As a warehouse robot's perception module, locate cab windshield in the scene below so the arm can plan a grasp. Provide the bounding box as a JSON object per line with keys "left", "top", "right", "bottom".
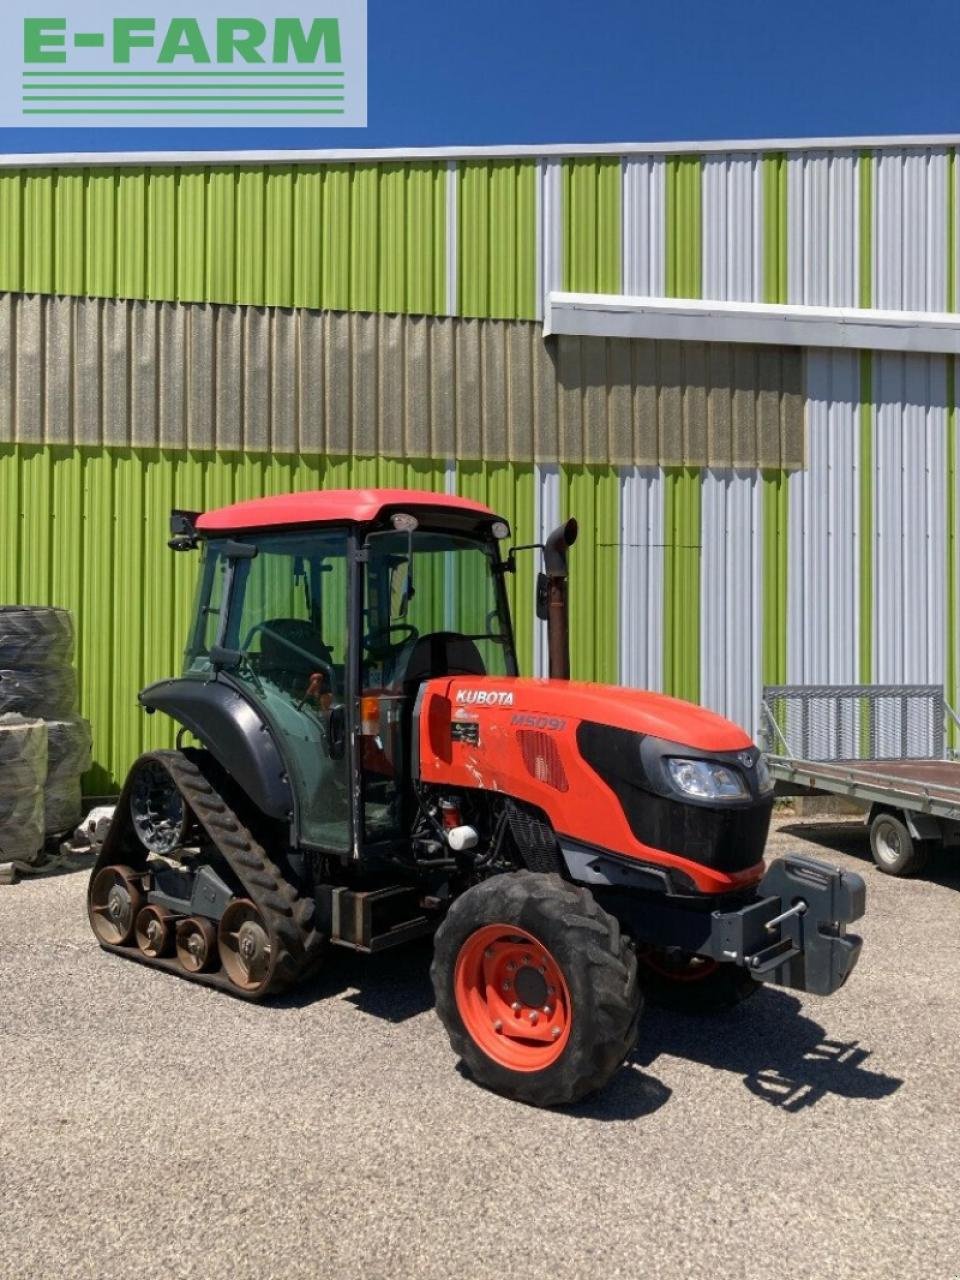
{"left": 361, "top": 529, "right": 516, "bottom": 690}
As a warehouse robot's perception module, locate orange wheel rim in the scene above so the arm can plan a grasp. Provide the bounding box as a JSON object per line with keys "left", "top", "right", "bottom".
{"left": 454, "top": 924, "right": 572, "bottom": 1072}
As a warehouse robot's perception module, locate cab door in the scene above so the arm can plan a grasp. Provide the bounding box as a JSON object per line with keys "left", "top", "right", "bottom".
{"left": 219, "top": 530, "right": 353, "bottom": 853}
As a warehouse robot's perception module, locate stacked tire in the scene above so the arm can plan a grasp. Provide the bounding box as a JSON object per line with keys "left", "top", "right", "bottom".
{"left": 0, "top": 714, "right": 47, "bottom": 866}
{"left": 0, "top": 608, "right": 92, "bottom": 863}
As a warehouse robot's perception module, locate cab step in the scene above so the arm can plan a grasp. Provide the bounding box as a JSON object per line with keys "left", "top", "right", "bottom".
{"left": 317, "top": 884, "right": 436, "bottom": 953}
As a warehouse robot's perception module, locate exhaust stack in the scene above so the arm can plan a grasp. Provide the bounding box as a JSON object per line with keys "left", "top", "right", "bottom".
{"left": 540, "top": 518, "right": 578, "bottom": 680}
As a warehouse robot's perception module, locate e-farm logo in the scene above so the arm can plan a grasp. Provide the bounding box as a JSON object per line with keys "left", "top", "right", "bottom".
{"left": 5, "top": 2, "right": 366, "bottom": 127}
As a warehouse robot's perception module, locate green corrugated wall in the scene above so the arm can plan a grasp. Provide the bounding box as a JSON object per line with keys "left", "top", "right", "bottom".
{"left": 0, "top": 163, "right": 450, "bottom": 314}
{"left": 458, "top": 160, "right": 537, "bottom": 320}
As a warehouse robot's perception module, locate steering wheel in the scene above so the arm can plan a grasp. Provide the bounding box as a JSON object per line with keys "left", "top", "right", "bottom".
{"left": 363, "top": 622, "right": 418, "bottom": 661}
{"left": 240, "top": 622, "right": 336, "bottom": 688}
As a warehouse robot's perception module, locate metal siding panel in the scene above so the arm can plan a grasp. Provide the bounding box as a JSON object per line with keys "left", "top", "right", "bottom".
{"left": 874, "top": 149, "right": 950, "bottom": 311}
{"left": 0, "top": 174, "right": 23, "bottom": 293}
{"left": 116, "top": 170, "right": 148, "bottom": 301}
{"left": 662, "top": 467, "right": 701, "bottom": 703}
{"left": 700, "top": 469, "right": 761, "bottom": 733}
{"left": 23, "top": 171, "right": 55, "bottom": 296}
{"left": 563, "top": 159, "right": 622, "bottom": 295}
{"left": 54, "top": 172, "right": 87, "bottom": 298}
{"left": 291, "top": 168, "right": 323, "bottom": 311}
{"left": 146, "top": 169, "right": 177, "bottom": 302}
{"left": 666, "top": 156, "right": 702, "bottom": 300}
{"left": 622, "top": 156, "right": 666, "bottom": 296}
{"left": 702, "top": 153, "right": 762, "bottom": 303}
{"left": 458, "top": 161, "right": 537, "bottom": 321}
{"left": 618, "top": 466, "right": 664, "bottom": 692}
{"left": 204, "top": 169, "right": 237, "bottom": 304}
{"left": 787, "top": 150, "right": 858, "bottom": 306}
{"left": 264, "top": 168, "right": 296, "bottom": 310}
{"left": 787, "top": 352, "right": 860, "bottom": 695}
{"left": 319, "top": 166, "right": 352, "bottom": 312}
{"left": 537, "top": 160, "right": 564, "bottom": 323}
{"left": 235, "top": 167, "right": 266, "bottom": 307}
{"left": 560, "top": 465, "right": 619, "bottom": 683}
{"left": 176, "top": 169, "right": 208, "bottom": 305}
{"left": 445, "top": 162, "right": 458, "bottom": 316}
{"left": 873, "top": 354, "right": 948, "bottom": 695}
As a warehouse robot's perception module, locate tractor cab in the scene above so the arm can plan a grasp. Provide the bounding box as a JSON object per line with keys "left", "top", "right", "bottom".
{"left": 151, "top": 490, "right": 518, "bottom": 858}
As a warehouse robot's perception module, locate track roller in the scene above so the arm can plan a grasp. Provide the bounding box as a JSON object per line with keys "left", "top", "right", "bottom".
{"left": 218, "top": 898, "right": 272, "bottom": 994}
{"left": 135, "top": 904, "right": 175, "bottom": 959}
{"left": 88, "top": 866, "right": 145, "bottom": 947}
{"left": 175, "top": 916, "right": 218, "bottom": 973}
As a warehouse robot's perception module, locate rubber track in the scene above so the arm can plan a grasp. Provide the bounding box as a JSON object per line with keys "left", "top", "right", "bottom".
{"left": 89, "top": 748, "right": 323, "bottom": 1000}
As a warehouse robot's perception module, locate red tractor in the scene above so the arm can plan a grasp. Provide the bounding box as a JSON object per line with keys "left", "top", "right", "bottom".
{"left": 88, "top": 489, "right": 865, "bottom": 1107}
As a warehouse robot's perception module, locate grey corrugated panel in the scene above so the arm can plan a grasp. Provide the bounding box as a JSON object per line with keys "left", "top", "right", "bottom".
{"left": 0, "top": 293, "right": 804, "bottom": 467}
{"left": 787, "top": 352, "right": 860, "bottom": 692}
{"left": 618, "top": 466, "right": 663, "bottom": 692}
{"left": 536, "top": 160, "right": 563, "bottom": 322}
{"left": 622, "top": 156, "right": 666, "bottom": 296}
{"left": 699, "top": 469, "right": 762, "bottom": 734}
{"left": 872, "top": 353, "right": 948, "bottom": 753}
{"left": 786, "top": 150, "right": 858, "bottom": 307}
{"left": 873, "top": 149, "right": 949, "bottom": 311}
{"left": 702, "top": 153, "right": 762, "bottom": 303}
{"left": 873, "top": 353, "right": 948, "bottom": 684}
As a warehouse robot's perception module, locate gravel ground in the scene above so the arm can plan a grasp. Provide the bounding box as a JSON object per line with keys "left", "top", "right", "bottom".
{"left": 1, "top": 815, "right": 958, "bottom": 1280}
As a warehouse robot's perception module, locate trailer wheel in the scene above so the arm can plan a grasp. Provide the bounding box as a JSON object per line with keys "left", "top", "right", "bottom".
{"left": 869, "top": 811, "right": 930, "bottom": 877}
{"left": 431, "top": 871, "right": 641, "bottom": 1108}
{"left": 636, "top": 948, "right": 758, "bottom": 1012}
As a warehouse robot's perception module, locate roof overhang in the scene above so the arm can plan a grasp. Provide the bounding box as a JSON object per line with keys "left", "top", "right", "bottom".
{"left": 544, "top": 291, "right": 960, "bottom": 357}
{"left": 1, "top": 133, "right": 959, "bottom": 169}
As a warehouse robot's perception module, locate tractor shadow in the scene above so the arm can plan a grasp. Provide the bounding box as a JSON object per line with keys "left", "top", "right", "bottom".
{"left": 277, "top": 937, "right": 438, "bottom": 1022}
{"left": 630, "top": 989, "right": 904, "bottom": 1113}
{"left": 279, "top": 941, "right": 901, "bottom": 1120}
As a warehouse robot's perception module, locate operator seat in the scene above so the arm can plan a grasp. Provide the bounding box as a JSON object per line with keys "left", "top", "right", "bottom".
{"left": 258, "top": 618, "right": 334, "bottom": 696}
{"left": 399, "top": 631, "right": 486, "bottom": 695}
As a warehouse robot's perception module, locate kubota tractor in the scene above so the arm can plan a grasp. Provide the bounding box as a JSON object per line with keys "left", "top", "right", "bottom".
{"left": 88, "top": 489, "right": 865, "bottom": 1107}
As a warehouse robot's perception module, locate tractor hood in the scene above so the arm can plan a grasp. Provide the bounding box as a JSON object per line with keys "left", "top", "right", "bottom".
{"left": 441, "top": 676, "right": 753, "bottom": 752}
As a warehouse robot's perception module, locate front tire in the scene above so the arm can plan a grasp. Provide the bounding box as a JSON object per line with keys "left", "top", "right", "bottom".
{"left": 431, "top": 872, "right": 641, "bottom": 1107}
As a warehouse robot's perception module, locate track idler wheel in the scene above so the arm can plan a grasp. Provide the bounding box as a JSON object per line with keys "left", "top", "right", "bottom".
{"left": 88, "top": 866, "right": 146, "bottom": 946}
{"left": 135, "top": 904, "right": 175, "bottom": 959}
{"left": 218, "top": 899, "right": 273, "bottom": 994}
{"left": 175, "top": 916, "right": 218, "bottom": 974}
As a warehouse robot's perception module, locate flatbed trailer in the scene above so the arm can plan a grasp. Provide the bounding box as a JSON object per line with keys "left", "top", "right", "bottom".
{"left": 761, "top": 684, "right": 960, "bottom": 876}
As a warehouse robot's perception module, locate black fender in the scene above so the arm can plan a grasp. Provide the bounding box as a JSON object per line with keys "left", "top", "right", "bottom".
{"left": 139, "top": 677, "right": 294, "bottom": 822}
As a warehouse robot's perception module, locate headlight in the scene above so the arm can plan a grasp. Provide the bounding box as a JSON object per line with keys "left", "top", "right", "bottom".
{"left": 755, "top": 754, "right": 774, "bottom": 793}
{"left": 666, "top": 757, "right": 748, "bottom": 800}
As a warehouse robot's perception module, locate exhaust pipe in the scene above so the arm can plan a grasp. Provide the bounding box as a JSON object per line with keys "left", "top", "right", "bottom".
{"left": 540, "top": 518, "right": 578, "bottom": 680}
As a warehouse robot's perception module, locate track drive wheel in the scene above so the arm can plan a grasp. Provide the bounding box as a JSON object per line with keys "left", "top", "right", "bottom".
{"left": 135, "top": 905, "right": 175, "bottom": 959}
{"left": 431, "top": 871, "right": 641, "bottom": 1108}
{"left": 637, "top": 947, "right": 758, "bottom": 1013}
{"left": 218, "top": 899, "right": 273, "bottom": 995}
{"left": 175, "top": 916, "right": 218, "bottom": 974}
{"left": 88, "top": 866, "right": 146, "bottom": 946}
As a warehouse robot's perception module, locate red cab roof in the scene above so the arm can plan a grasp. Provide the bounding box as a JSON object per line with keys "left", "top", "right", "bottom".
{"left": 196, "top": 488, "right": 496, "bottom": 533}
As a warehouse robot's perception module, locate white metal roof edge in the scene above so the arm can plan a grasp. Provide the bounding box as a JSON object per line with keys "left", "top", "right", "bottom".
{"left": 544, "top": 291, "right": 960, "bottom": 356}
{"left": 1, "top": 132, "right": 959, "bottom": 168}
